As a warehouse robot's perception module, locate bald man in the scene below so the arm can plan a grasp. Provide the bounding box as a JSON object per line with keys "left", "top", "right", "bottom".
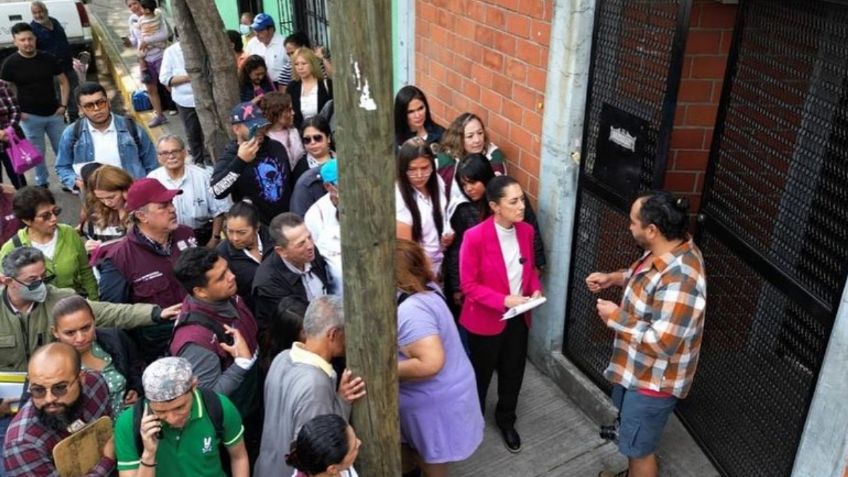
{"left": 3, "top": 343, "right": 115, "bottom": 476}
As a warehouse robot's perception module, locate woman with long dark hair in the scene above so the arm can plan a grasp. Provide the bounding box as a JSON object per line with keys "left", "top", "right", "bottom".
{"left": 393, "top": 86, "right": 444, "bottom": 148}
{"left": 395, "top": 137, "right": 452, "bottom": 277}
{"left": 459, "top": 175, "right": 543, "bottom": 454}
{"left": 239, "top": 54, "right": 277, "bottom": 102}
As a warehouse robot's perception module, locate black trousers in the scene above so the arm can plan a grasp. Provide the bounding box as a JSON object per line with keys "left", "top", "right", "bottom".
{"left": 177, "top": 105, "right": 210, "bottom": 166}
{"left": 466, "top": 317, "right": 528, "bottom": 430}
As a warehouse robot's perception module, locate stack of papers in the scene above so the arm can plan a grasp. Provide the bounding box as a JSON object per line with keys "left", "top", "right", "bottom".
{"left": 502, "top": 296, "right": 547, "bottom": 320}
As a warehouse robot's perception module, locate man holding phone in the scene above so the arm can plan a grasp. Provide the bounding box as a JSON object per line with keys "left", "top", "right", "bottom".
{"left": 114, "top": 357, "right": 249, "bottom": 477}
{"left": 211, "top": 102, "right": 293, "bottom": 225}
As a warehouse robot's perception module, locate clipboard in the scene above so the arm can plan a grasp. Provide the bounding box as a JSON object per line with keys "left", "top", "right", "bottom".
{"left": 52, "top": 416, "right": 113, "bottom": 477}
{"left": 502, "top": 296, "right": 547, "bottom": 320}
{"left": 0, "top": 372, "right": 26, "bottom": 413}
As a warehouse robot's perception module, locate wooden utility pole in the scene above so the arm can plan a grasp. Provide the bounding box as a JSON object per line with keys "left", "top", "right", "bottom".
{"left": 329, "top": 0, "right": 400, "bottom": 475}
{"left": 171, "top": 0, "right": 239, "bottom": 162}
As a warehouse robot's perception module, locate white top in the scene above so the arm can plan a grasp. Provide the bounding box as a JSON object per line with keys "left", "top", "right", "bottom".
{"left": 87, "top": 117, "right": 122, "bottom": 169}
{"left": 31, "top": 230, "right": 58, "bottom": 260}
{"left": 282, "top": 258, "right": 326, "bottom": 300}
{"left": 159, "top": 42, "right": 195, "bottom": 108}
{"left": 304, "top": 193, "right": 342, "bottom": 295}
{"left": 395, "top": 176, "right": 448, "bottom": 275}
{"left": 300, "top": 87, "right": 319, "bottom": 120}
{"left": 265, "top": 129, "right": 304, "bottom": 170}
{"left": 245, "top": 33, "right": 288, "bottom": 83}
{"left": 495, "top": 222, "right": 522, "bottom": 295}
{"left": 148, "top": 164, "right": 232, "bottom": 229}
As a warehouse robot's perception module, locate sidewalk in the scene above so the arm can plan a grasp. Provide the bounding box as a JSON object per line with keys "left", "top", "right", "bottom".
{"left": 87, "top": 0, "right": 186, "bottom": 146}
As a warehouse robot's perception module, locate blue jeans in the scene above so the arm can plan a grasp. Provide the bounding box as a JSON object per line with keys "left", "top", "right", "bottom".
{"left": 19, "top": 113, "right": 64, "bottom": 186}
{"left": 0, "top": 415, "right": 11, "bottom": 477}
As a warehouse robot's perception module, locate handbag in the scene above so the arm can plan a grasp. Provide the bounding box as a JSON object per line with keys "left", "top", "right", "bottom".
{"left": 4, "top": 127, "right": 44, "bottom": 175}
{"left": 132, "top": 90, "right": 153, "bottom": 111}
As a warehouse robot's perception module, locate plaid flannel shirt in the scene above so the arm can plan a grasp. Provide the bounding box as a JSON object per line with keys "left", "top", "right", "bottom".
{"left": 3, "top": 372, "right": 115, "bottom": 477}
{"left": 603, "top": 239, "right": 707, "bottom": 399}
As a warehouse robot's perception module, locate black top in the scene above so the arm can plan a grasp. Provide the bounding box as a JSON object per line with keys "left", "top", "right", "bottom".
{"left": 251, "top": 252, "right": 331, "bottom": 328}
{"left": 0, "top": 51, "right": 62, "bottom": 115}
{"left": 211, "top": 138, "right": 293, "bottom": 225}
{"left": 285, "top": 78, "right": 333, "bottom": 129}
{"left": 216, "top": 225, "right": 275, "bottom": 312}
{"left": 289, "top": 164, "right": 325, "bottom": 217}
{"left": 96, "top": 327, "right": 145, "bottom": 398}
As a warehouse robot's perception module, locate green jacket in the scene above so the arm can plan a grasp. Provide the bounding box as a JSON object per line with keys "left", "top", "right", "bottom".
{"left": 0, "top": 224, "right": 99, "bottom": 300}
{"left": 0, "top": 285, "right": 157, "bottom": 372}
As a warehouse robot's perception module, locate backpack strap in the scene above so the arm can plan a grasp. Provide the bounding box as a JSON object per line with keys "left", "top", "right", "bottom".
{"left": 131, "top": 398, "right": 146, "bottom": 456}
{"left": 198, "top": 387, "right": 225, "bottom": 443}
{"left": 171, "top": 310, "right": 233, "bottom": 349}
{"left": 124, "top": 116, "right": 142, "bottom": 149}
{"left": 71, "top": 118, "right": 84, "bottom": 151}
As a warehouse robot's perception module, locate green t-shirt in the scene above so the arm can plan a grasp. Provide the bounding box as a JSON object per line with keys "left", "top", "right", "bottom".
{"left": 114, "top": 389, "right": 244, "bottom": 476}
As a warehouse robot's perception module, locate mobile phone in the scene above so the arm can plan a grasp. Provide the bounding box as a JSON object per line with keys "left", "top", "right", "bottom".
{"left": 144, "top": 402, "right": 163, "bottom": 440}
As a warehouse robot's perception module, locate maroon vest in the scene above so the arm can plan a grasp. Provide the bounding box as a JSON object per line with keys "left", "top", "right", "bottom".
{"left": 169, "top": 295, "right": 259, "bottom": 366}
{"left": 104, "top": 225, "right": 196, "bottom": 308}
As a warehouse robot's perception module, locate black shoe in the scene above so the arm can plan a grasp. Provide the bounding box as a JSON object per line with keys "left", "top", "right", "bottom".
{"left": 500, "top": 428, "right": 521, "bottom": 453}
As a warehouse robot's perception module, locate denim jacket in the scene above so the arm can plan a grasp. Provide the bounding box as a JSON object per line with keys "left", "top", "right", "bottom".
{"left": 55, "top": 114, "right": 158, "bottom": 189}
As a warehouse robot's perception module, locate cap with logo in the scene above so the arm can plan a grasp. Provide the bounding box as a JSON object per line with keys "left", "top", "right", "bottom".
{"left": 126, "top": 178, "right": 182, "bottom": 212}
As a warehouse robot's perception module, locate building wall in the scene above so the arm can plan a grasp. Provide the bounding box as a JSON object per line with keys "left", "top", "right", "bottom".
{"left": 414, "top": 0, "right": 554, "bottom": 200}
{"left": 666, "top": 0, "right": 737, "bottom": 212}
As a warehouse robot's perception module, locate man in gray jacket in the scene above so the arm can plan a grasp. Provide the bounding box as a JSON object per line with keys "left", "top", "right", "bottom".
{"left": 254, "top": 295, "right": 365, "bottom": 477}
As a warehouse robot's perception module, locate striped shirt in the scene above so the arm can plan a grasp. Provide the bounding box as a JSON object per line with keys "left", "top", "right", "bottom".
{"left": 603, "top": 239, "right": 707, "bottom": 399}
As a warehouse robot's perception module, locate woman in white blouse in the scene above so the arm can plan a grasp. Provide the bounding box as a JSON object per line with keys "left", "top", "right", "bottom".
{"left": 395, "top": 137, "right": 454, "bottom": 278}
{"left": 285, "top": 47, "right": 332, "bottom": 129}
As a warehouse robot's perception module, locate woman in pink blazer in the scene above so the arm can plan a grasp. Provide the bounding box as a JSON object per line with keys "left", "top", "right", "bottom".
{"left": 459, "top": 175, "right": 543, "bottom": 454}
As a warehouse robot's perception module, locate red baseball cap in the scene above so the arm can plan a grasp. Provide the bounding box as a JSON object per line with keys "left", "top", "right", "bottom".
{"left": 126, "top": 178, "right": 183, "bottom": 212}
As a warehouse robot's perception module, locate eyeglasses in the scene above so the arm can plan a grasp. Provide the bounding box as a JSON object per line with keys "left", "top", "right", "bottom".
{"left": 29, "top": 376, "right": 79, "bottom": 399}
{"left": 302, "top": 134, "right": 325, "bottom": 145}
{"left": 406, "top": 165, "right": 433, "bottom": 178}
{"left": 13, "top": 274, "right": 55, "bottom": 291}
{"left": 81, "top": 98, "right": 108, "bottom": 112}
{"left": 157, "top": 148, "right": 184, "bottom": 157}
{"left": 35, "top": 207, "right": 61, "bottom": 221}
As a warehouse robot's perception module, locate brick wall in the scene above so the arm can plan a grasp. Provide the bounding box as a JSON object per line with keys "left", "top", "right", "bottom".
{"left": 666, "top": 0, "right": 738, "bottom": 213}
{"left": 414, "top": 0, "right": 553, "bottom": 200}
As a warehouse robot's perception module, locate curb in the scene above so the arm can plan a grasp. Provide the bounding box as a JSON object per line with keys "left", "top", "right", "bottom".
{"left": 88, "top": 6, "right": 174, "bottom": 144}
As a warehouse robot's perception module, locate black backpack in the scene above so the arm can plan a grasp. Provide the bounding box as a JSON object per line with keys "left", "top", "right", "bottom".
{"left": 131, "top": 387, "right": 224, "bottom": 455}
{"left": 71, "top": 116, "right": 142, "bottom": 151}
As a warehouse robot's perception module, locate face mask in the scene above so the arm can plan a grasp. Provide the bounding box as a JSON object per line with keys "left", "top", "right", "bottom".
{"left": 239, "top": 24, "right": 251, "bottom": 36}
{"left": 18, "top": 282, "right": 48, "bottom": 303}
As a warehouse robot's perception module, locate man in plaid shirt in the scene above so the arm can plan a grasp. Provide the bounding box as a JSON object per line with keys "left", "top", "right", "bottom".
{"left": 3, "top": 343, "right": 115, "bottom": 476}
{"left": 587, "top": 191, "right": 707, "bottom": 477}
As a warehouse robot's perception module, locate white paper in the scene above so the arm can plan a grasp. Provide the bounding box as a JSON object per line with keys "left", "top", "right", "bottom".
{"left": 502, "top": 296, "right": 547, "bottom": 320}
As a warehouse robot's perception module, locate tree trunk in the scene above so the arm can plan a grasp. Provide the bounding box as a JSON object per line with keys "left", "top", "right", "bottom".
{"left": 171, "top": 0, "right": 239, "bottom": 162}
{"left": 329, "top": 0, "right": 401, "bottom": 475}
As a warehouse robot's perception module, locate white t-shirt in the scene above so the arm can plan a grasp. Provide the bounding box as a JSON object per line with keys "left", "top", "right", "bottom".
{"left": 304, "top": 193, "right": 342, "bottom": 295}
{"left": 496, "top": 222, "right": 522, "bottom": 295}
{"left": 88, "top": 117, "right": 122, "bottom": 169}
{"left": 148, "top": 165, "right": 232, "bottom": 229}
{"left": 300, "top": 86, "right": 319, "bottom": 120}
{"left": 245, "top": 33, "right": 288, "bottom": 82}
{"left": 31, "top": 230, "right": 59, "bottom": 260}
{"left": 395, "top": 176, "right": 448, "bottom": 275}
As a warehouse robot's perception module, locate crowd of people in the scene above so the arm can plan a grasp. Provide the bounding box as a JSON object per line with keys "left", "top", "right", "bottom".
{"left": 0, "top": 2, "right": 708, "bottom": 477}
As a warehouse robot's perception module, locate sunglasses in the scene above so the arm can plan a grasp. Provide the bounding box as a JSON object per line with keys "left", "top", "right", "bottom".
{"left": 302, "top": 134, "right": 325, "bottom": 145}
{"left": 35, "top": 207, "right": 62, "bottom": 221}
{"left": 81, "top": 98, "right": 108, "bottom": 112}
{"left": 13, "top": 274, "right": 55, "bottom": 291}
{"left": 29, "top": 376, "right": 79, "bottom": 399}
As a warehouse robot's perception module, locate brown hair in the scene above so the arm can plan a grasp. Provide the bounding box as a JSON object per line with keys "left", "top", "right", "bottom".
{"left": 439, "top": 112, "right": 489, "bottom": 159}
{"left": 395, "top": 239, "right": 433, "bottom": 294}
{"left": 85, "top": 165, "right": 133, "bottom": 230}
{"left": 259, "top": 91, "right": 293, "bottom": 126}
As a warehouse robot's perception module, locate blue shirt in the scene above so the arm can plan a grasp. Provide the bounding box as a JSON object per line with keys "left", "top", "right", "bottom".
{"left": 30, "top": 18, "right": 73, "bottom": 71}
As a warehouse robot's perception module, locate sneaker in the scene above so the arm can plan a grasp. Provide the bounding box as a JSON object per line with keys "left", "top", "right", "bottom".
{"left": 148, "top": 114, "right": 168, "bottom": 128}
{"left": 598, "top": 470, "right": 628, "bottom": 477}
{"left": 168, "top": 109, "right": 178, "bottom": 116}
{"left": 62, "top": 185, "right": 80, "bottom": 196}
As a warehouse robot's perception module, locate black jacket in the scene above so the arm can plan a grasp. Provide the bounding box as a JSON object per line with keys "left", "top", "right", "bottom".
{"left": 251, "top": 251, "right": 331, "bottom": 328}
{"left": 289, "top": 164, "right": 325, "bottom": 217}
{"left": 286, "top": 78, "right": 333, "bottom": 130}
{"left": 96, "top": 327, "right": 144, "bottom": 398}
{"left": 210, "top": 139, "right": 293, "bottom": 225}
{"left": 444, "top": 200, "right": 546, "bottom": 299}
{"left": 217, "top": 225, "right": 275, "bottom": 312}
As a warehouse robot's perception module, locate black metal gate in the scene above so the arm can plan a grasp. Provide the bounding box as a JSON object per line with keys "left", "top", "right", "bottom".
{"left": 292, "top": 0, "right": 329, "bottom": 48}
{"left": 675, "top": 1, "right": 848, "bottom": 475}
{"left": 563, "top": 0, "right": 691, "bottom": 393}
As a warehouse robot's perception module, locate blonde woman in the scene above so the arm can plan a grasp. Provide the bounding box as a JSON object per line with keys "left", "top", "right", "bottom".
{"left": 285, "top": 47, "right": 332, "bottom": 128}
